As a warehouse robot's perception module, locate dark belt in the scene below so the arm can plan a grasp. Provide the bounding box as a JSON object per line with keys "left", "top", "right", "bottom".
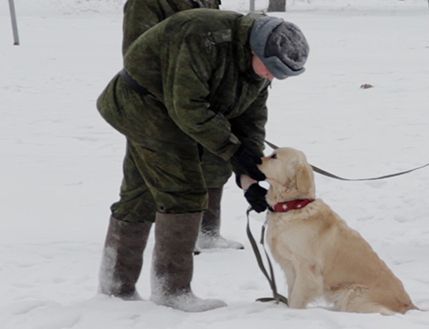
{"left": 120, "top": 69, "right": 150, "bottom": 96}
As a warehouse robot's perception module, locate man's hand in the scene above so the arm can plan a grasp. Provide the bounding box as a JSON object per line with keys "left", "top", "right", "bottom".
{"left": 231, "top": 146, "right": 266, "bottom": 181}
{"left": 244, "top": 183, "right": 268, "bottom": 213}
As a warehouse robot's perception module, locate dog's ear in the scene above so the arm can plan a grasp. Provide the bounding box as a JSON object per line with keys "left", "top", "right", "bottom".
{"left": 296, "top": 164, "right": 314, "bottom": 194}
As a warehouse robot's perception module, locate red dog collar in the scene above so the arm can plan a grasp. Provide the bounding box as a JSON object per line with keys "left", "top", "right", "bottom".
{"left": 270, "top": 199, "right": 314, "bottom": 213}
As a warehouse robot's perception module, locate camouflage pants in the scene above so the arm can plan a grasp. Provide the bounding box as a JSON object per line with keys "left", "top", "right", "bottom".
{"left": 110, "top": 141, "right": 232, "bottom": 223}
{"left": 98, "top": 74, "right": 232, "bottom": 223}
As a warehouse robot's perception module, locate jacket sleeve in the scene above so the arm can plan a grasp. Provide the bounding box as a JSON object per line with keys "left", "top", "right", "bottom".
{"left": 230, "top": 84, "right": 268, "bottom": 174}
{"left": 162, "top": 27, "right": 241, "bottom": 161}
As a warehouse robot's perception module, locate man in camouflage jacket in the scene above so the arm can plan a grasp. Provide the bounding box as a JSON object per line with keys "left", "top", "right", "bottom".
{"left": 99, "top": 0, "right": 239, "bottom": 309}
{"left": 121, "top": 0, "right": 243, "bottom": 254}
{"left": 97, "top": 8, "right": 309, "bottom": 312}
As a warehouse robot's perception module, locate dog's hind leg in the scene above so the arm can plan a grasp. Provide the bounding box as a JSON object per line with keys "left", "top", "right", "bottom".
{"left": 345, "top": 298, "right": 394, "bottom": 315}
{"left": 334, "top": 287, "right": 394, "bottom": 314}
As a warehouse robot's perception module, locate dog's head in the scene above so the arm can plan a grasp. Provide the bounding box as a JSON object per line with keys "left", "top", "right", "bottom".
{"left": 258, "top": 147, "right": 315, "bottom": 205}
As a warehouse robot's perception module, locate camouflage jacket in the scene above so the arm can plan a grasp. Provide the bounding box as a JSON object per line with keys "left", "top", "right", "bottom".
{"left": 122, "top": 9, "right": 269, "bottom": 161}
{"left": 122, "top": 0, "right": 221, "bottom": 54}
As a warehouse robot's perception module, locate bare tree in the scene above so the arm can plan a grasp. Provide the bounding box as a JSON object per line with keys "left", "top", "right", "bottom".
{"left": 267, "top": 0, "right": 286, "bottom": 12}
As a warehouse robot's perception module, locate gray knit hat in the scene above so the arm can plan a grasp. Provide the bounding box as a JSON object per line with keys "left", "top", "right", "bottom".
{"left": 250, "top": 16, "right": 309, "bottom": 80}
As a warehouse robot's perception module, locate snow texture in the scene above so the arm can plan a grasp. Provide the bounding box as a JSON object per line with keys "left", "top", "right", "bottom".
{"left": 1, "top": 0, "right": 429, "bottom": 328}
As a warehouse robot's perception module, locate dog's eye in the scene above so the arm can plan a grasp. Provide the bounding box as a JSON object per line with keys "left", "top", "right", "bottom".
{"left": 270, "top": 153, "right": 277, "bottom": 159}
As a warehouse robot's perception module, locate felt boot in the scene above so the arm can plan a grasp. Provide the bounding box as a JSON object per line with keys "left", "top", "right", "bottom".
{"left": 151, "top": 212, "right": 226, "bottom": 312}
{"left": 197, "top": 188, "right": 244, "bottom": 250}
{"left": 99, "top": 216, "right": 152, "bottom": 299}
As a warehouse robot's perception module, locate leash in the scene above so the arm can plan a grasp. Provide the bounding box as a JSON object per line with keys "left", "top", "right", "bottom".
{"left": 246, "top": 207, "right": 288, "bottom": 305}
{"left": 264, "top": 140, "right": 429, "bottom": 182}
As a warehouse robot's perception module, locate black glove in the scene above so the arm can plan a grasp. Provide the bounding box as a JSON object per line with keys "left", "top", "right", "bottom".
{"left": 244, "top": 183, "right": 268, "bottom": 213}
{"left": 231, "top": 146, "right": 266, "bottom": 181}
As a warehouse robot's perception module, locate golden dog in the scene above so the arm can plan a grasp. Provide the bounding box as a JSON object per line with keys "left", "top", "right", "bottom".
{"left": 258, "top": 147, "right": 416, "bottom": 314}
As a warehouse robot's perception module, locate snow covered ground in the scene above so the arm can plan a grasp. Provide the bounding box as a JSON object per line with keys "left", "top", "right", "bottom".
{"left": 1, "top": 0, "right": 429, "bottom": 328}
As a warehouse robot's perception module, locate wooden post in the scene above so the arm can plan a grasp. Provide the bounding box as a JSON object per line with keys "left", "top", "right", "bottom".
{"left": 268, "top": 0, "right": 286, "bottom": 12}
{"left": 8, "top": 0, "right": 20, "bottom": 45}
{"left": 249, "top": 0, "right": 255, "bottom": 12}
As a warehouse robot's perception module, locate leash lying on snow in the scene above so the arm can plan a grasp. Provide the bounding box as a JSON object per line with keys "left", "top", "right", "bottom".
{"left": 264, "top": 140, "right": 429, "bottom": 182}
{"left": 246, "top": 207, "right": 288, "bottom": 305}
